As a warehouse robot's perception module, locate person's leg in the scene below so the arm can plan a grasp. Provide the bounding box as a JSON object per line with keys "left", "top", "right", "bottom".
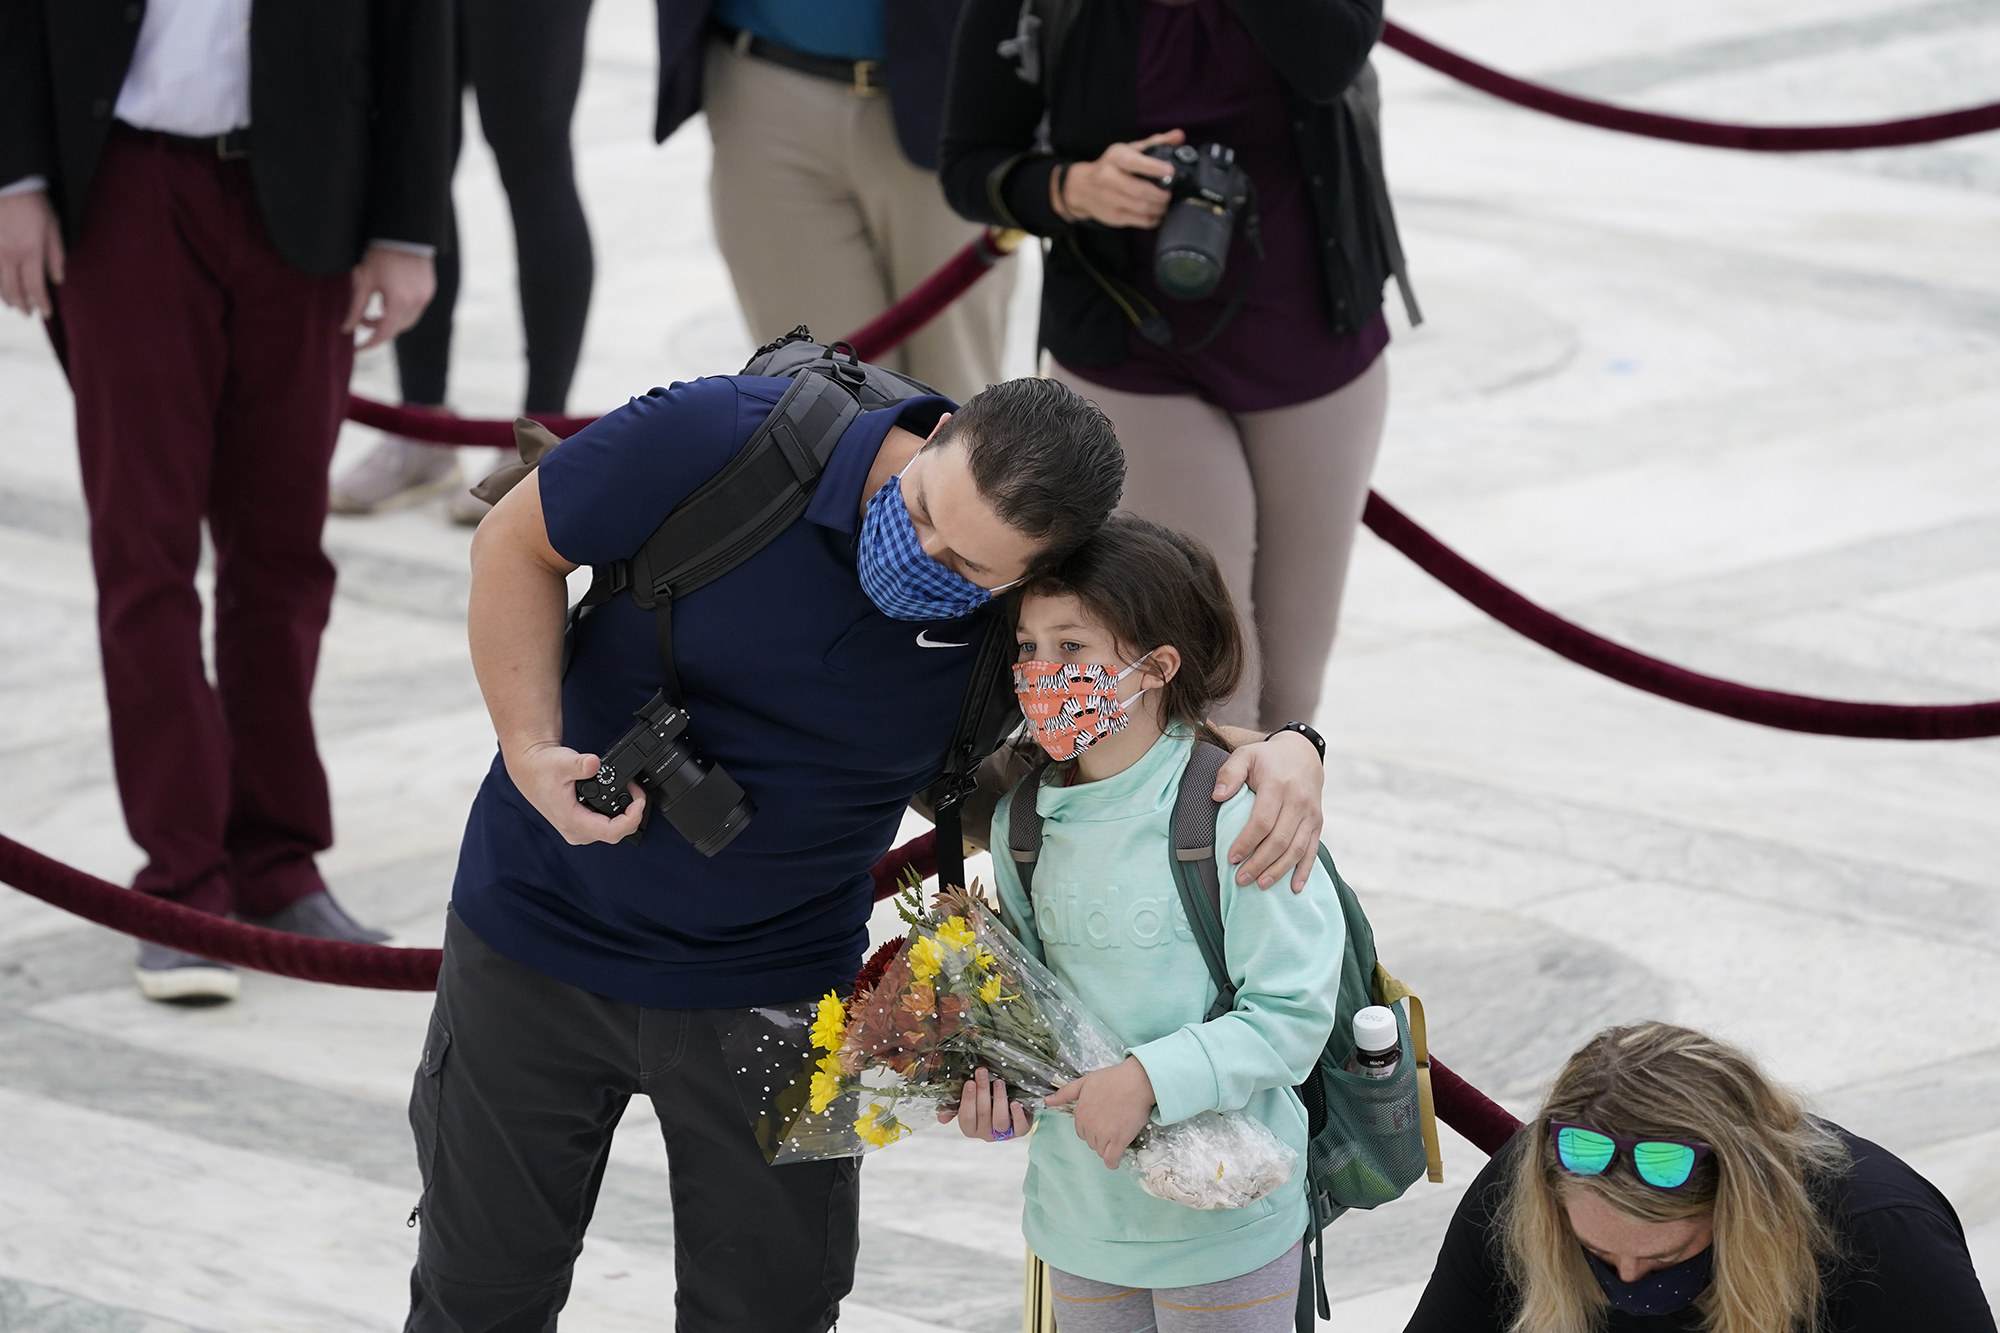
{"left": 201, "top": 156, "right": 356, "bottom": 918}
{"left": 648, "top": 1007, "right": 858, "bottom": 1332}
{"left": 704, "top": 42, "right": 895, "bottom": 358}
{"left": 1234, "top": 355, "right": 1389, "bottom": 728}
{"left": 407, "top": 912, "right": 639, "bottom": 1329}
{"left": 1045, "top": 1265, "right": 1160, "bottom": 1333}
{"left": 395, "top": 30, "right": 467, "bottom": 413}
{"left": 847, "top": 100, "right": 1013, "bottom": 402}
{"left": 466, "top": 0, "right": 594, "bottom": 415}
{"left": 1049, "top": 366, "right": 1264, "bottom": 728}
{"left": 1152, "top": 1242, "right": 1303, "bottom": 1332}
{"left": 58, "top": 129, "right": 235, "bottom": 918}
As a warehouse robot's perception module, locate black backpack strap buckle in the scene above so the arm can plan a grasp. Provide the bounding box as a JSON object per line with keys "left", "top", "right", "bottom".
{"left": 820, "top": 341, "right": 868, "bottom": 390}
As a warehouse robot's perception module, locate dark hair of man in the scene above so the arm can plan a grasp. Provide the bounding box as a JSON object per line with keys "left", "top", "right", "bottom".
{"left": 1023, "top": 514, "right": 1244, "bottom": 751}
{"left": 928, "top": 377, "right": 1125, "bottom": 568}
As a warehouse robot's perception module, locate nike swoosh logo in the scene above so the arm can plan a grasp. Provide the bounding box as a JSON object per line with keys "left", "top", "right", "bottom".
{"left": 916, "top": 630, "right": 969, "bottom": 649}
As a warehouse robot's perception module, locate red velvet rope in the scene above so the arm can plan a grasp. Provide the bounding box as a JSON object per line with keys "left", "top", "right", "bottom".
{"left": 1428, "top": 1056, "right": 1523, "bottom": 1155}
{"left": 345, "top": 227, "right": 1020, "bottom": 446}
{"left": 344, "top": 395, "right": 597, "bottom": 447}
{"left": 1381, "top": 20, "right": 2000, "bottom": 151}
{"left": 0, "top": 823, "right": 1520, "bottom": 1157}
{"left": 1362, "top": 494, "right": 2000, "bottom": 740}
{"left": 844, "top": 228, "right": 1020, "bottom": 363}
{"left": 0, "top": 828, "right": 935, "bottom": 991}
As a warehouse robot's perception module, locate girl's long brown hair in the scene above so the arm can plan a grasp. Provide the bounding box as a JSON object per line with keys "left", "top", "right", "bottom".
{"left": 1022, "top": 514, "right": 1244, "bottom": 750}
{"left": 1499, "top": 1023, "right": 1847, "bottom": 1333}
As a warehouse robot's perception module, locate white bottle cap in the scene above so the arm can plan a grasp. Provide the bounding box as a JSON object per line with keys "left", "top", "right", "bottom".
{"left": 1352, "top": 1005, "right": 1398, "bottom": 1054}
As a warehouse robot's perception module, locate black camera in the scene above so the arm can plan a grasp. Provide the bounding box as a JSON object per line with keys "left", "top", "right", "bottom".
{"left": 575, "top": 690, "right": 755, "bottom": 856}
{"left": 1142, "top": 141, "right": 1253, "bottom": 301}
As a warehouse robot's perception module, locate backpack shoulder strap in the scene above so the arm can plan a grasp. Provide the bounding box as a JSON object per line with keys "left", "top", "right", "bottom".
{"left": 568, "top": 369, "right": 861, "bottom": 695}
{"left": 629, "top": 370, "right": 858, "bottom": 610}
{"left": 1170, "top": 741, "right": 1238, "bottom": 1022}
{"left": 932, "top": 610, "right": 1024, "bottom": 891}
{"left": 1004, "top": 764, "right": 1046, "bottom": 899}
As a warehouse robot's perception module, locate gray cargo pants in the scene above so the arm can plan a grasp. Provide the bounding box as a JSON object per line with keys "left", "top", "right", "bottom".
{"left": 405, "top": 911, "right": 859, "bottom": 1331}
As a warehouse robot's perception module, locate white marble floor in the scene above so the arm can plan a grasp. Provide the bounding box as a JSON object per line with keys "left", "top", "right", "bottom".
{"left": 1, "top": 0, "right": 1997, "bottom": 1328}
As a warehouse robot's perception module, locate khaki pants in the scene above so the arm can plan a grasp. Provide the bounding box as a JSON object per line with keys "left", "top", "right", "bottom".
{"left": 704, "top": 38, "right": 1014, "bottom": 404}
{"left": 1055, "top": 357, "right": 1390, "bottom": 731}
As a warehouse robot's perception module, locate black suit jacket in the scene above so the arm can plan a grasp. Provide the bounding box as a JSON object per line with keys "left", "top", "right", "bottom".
{"left": 650, "top": 0, "right": 962, "bottom": 172}
{"left": 0, "top": 0, "right": 453, "bottom": 277}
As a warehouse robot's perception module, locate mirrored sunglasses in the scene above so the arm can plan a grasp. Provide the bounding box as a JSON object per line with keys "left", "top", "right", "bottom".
{"left": 1549, "top": 1121, "right": 1713, "bottom": 1190}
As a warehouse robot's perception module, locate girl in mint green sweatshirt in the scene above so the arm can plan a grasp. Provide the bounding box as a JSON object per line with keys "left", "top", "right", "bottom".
{"left": 947, "top": 515, "right": 1345, "bottom": 1332}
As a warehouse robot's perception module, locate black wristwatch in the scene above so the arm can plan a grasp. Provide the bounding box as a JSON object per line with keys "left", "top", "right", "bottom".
{"left": 1266, "top": 721, "right": 1325, "bottom": 763}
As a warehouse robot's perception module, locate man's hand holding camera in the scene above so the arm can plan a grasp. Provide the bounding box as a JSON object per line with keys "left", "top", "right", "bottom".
{"left": 506, "top": 738, "right": 645, "bottom": 847}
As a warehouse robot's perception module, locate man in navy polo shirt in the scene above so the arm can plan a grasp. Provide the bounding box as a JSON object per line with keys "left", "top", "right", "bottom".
{"left": 405, "top": 372, "right": 1330, "bottom": 1330}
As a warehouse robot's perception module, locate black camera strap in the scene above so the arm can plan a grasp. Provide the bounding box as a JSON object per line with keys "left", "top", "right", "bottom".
{"left": 929, "top": 609, "right": 1021, "bottom": 892}
{"left": 1057, "top": 182, "right": 1264, "bottom": 356}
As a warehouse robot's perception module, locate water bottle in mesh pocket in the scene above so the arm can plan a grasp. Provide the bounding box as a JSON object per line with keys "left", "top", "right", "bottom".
{"left": 1300, "top": 998, "right": 1430, "bottom": 1216}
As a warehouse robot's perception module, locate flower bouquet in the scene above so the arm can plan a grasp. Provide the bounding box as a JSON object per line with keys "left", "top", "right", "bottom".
{"left": 756, "top": 873, "right": 1298, "bottom": 1211}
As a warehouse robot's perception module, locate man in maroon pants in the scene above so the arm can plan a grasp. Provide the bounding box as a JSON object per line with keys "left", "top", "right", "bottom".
{"left": 0, "top": 0, "right": 452, "bottom": 1001}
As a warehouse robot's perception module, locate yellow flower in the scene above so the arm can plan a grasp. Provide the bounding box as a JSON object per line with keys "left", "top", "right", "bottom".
{"left": 973, "top": 947, "right": 996, "bottom": 972}
{"left": 935, "top": 916, "right": 976, "bottom": 954}
{"left": 810, "top": 991, "right": 847, "bottom": 1052}
{"left": 855, "top": 1103, "right": 911, "bottom": 1148}
{"left": 907, "top": 936, "right": 945, "bottom": 983}
{"left": 977, "top": 973, "right": 1003, "bottom": 1005}
{"left": 809, "top": 1052, "right": 845, "bottom": 1114}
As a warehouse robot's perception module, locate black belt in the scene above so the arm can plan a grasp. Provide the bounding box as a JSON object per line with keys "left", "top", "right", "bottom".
{"left": 121, "top": 123, "right": 251, "bottom": 161}
{"left": 714, "top": 22, "right": 882, "bottom": 97}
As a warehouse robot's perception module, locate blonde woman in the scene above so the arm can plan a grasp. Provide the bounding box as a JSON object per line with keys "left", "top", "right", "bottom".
{"left": 1406, "top": 1023, "right": 1994, "bottom": 1333}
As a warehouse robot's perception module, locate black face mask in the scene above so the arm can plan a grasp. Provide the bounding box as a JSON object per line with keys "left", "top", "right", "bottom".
{"left": 1584, "top": 1246, "right": 1714, "bottom": 1316}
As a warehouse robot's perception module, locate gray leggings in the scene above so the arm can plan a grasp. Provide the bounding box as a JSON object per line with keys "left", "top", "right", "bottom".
{"left": 1053, "top": 359, "right": 1390, "bottom": 730}
{"left": 1047, "top": 1242, "right": 1303, "bottom": 1333}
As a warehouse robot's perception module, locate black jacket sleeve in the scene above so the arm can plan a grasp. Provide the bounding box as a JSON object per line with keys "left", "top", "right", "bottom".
{"left": 364, "top": 0, "right": 454, "bottom": 247}
{"left": 1404, "top": 1138, "right": 1518, "bottom": 1333}
{"left": 1224, "top": 0, "right": 1382, "bottom": 105}
{"left": 0, "top": 0, "right": 54, "bottom": 191}
{"left": 938, "top": 0, "right": 1069, "bottom": 236}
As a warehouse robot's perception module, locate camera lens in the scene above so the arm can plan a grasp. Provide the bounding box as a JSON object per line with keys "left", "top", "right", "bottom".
{"left": 644, "top": 740, "right": 756, "bottom": 856}
{"left": 660, "top": 762, "right": 757, "bottom": 857}
{"left": 1156, "top": 247, "right": 1220, "bottom": 300}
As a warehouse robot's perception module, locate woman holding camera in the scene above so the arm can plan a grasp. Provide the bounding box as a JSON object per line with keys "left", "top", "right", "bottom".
{"left": 1407, "top": 1023, "right": 1996, "bottom": 1333}
{"left": 942, "top": 0, "right": 1407, "bottom": 728}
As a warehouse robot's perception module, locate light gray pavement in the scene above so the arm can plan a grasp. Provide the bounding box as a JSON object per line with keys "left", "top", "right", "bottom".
{"left": 0, "top": 0, "right": 1996, "bottom": 1327}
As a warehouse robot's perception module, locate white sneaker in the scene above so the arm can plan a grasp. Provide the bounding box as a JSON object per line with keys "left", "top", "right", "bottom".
{"left": 444, "top": 482, "right": 494, "bottom": 527}
{"left": 135, "top": 942, "right": 240, "bottom": 1004}
{"left": 331, "top": 435, "right": 463, "bottom": 515}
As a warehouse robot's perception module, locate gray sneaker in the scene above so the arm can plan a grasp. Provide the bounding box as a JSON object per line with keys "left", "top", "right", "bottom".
{"left": 244, "top": 889, "right": 390, "bottom": 944}
{"left": 330, "top": 435, "right": 463, "bottom": 515}
{"left": 135, "top": 941, "right": 240, "bottom": 1004}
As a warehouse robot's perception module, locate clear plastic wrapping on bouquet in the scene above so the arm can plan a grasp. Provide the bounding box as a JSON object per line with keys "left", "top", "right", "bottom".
{"left": 729, "top": 883, "right": 1298, "bottom": 1210}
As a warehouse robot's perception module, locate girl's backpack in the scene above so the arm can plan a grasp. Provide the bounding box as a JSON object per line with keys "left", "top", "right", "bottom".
{"left": 1006, "top": 741, "right": 1442, "bottom": 1329}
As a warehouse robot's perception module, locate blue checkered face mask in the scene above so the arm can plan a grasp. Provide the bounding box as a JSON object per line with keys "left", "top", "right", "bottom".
{"left": 857, "top": 471, "right": 1015, "bottom": 621}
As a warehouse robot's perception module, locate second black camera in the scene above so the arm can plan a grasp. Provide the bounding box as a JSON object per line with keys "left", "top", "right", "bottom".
{"left": 1142, "top": 141, "right": 1253, "bottom": 301}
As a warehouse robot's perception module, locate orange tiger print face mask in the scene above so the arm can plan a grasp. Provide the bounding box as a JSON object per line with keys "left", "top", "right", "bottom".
{"left": 1011, "top": 656, "right": 1153, "bottom": 761}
